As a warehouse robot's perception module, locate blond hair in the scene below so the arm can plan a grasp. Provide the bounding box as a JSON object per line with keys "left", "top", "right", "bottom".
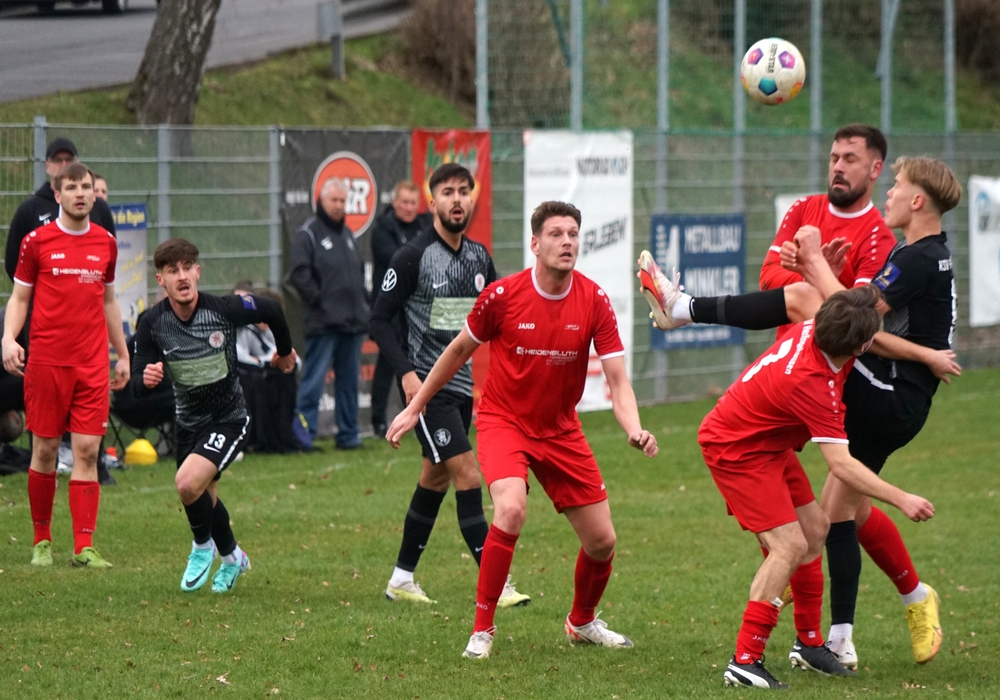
{"left": 892, "top": 156, "right": 962, "bottom": 214}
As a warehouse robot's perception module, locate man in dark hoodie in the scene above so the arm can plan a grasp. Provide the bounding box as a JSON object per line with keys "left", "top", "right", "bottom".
{"left": 6, "top": 138, "right": 117, "bottom": 283}
{"left": 368, "top": 180, "right": 431, "bottom": 438}
{"left": 288, "top": 178, "right": 369, "bottom": 450}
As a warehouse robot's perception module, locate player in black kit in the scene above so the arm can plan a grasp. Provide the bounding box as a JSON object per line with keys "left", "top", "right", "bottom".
{"left": 782, "top": 156, "right": 960, "bottom": 667}
{"left": 130, "top": 239, "right": 297, "bottom": 594}
{"left": 370, "top": 163, "right": 527, "bottom": 607}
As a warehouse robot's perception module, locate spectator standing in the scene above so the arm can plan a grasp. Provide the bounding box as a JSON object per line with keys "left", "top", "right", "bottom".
{"left": 369, "top": 180, "right": 432, "bottom": 437}
{"left": 93, "top": 173, "right": 109, "bottom": 202}
{"left": 288, "top": 179, "right": 369, "bottom": 450}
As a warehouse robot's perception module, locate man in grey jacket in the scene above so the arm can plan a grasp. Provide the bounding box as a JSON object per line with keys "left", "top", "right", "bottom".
{"left": 288, "top": 179, "right": 369, "bottom": 450}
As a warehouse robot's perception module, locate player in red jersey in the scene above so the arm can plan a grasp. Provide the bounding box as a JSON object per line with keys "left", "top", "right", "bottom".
{"left": 386, "top": 201, "right": 658, "bottom": 659}
{"left": 704, "top": 286, "right": 934, "bottom": 690}
{"left": 2, "top": 162, "right": 130, "bottom": 568}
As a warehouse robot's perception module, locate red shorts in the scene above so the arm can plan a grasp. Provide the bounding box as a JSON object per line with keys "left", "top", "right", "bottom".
{"left": 24, "top": 363, "right": 109, "bottom": 438}
{"left": 476, "top": 421, "right": 607, "bottom": 513}
{"left": 701, "top": 445, "right": 815, "bottom": 533}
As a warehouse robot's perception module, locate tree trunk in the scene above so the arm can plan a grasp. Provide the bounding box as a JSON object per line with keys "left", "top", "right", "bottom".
{"left": 126, "top": 0, "right": 223, "bottom": 125}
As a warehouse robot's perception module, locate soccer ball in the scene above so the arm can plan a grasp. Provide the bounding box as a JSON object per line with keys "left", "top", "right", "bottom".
{"left": 741, "top": 38, "right": 806, "bottom": 105}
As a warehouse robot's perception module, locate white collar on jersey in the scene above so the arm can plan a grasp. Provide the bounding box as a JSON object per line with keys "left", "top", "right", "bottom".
{"left": 531, "top": 266, "right": 573, "bottom": 300}
{"left": 827, "top": 200, "right": 874, "bottom": 219}
{"left": 820, "top": 350, "right": 843, "bottom": 374}
{"left": 55, "top": 208, "right": 91, "bottom": 236}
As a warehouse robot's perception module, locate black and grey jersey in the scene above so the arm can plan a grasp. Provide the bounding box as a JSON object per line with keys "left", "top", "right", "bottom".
{"left": 369, "top": 228, "right": 496, "bottom": 396}
{"left": 867, "top": 232, "right": 956, "bottom": 397}
{"left": 129, "top": 292, "right": 292, "bottom": 430}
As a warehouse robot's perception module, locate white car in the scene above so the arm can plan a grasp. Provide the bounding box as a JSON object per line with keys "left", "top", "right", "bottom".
{"left": 0, "top": 0, "right": 156, "bottom": 14}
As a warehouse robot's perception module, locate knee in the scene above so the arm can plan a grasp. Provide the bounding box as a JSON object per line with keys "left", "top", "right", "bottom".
{"left": 175, "top": 472, "right": 203, "bottom": 504}
{"left": 74, "top": 443, "right": 100, "bottom": 469}
{"left": 772, "top": 531, "right": 809, "bottom": 565}
{"left": 494, "top": 501, "right": 526, "bottom": 534}
{"left": 584, "top": 530, "right": 617, "bottom": 561}
{"left": 33, "top": 440, "right": 59, "bottom": 464}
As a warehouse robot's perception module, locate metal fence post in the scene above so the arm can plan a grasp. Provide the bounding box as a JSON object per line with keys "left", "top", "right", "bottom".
{"left": 878, "top": 0, "right": 901, "bottom": 135}
{"left": 942, "top": 0, "right": 957, "bottom": 241}
{"left": 157, "top": 125, "right": 171, "bottom": 243}
{"left": 33, "top": 115, "right": 47, "bottom": 191}
{"left": 570, "top": 0, "right": 583, "bottom": 130}
{"left": 476, "top": 0, "right": 489, "bottom": 128}
{"left": 269, "top": 126, "right": 282, "bottom": 289}
{"left": 808, "top": 0, "right": 823, "bottom": 193}
{"left": 732, "top": 0, "right": 747, "bottom": 382}
{"left": 654, "top": 0, "right": 670, "bottom": 402}
{"left": 318, "top": 0, "right": 345, "bottom": 80}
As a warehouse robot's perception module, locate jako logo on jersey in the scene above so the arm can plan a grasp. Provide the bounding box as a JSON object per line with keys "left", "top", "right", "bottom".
{"left": 50, "top": 253, "right": 65, "bottom": 259}
{"left": 311, "top": 151, "right": 378, "bottom": 237}
{"left": 86, "top": 255, "right": 100, "bottom": 262}
{"left": 517, "top": 322, "right": 535, "bottom": 330}
{"left": 434, "top": 429, "right": 451, "bottom": 447}
{"left": 209, "top": 331, "right": 225, "bottom": 349}
{"left": 382, "top": 269, "right": 397, "bottom": 292}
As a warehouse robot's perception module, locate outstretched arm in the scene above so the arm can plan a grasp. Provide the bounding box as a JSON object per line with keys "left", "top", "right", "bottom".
{"left": 818, "top": 442, "right": 934, "bottom": 521}
{"left": 601, "top": 355, "right": 657, "bottom": 458}
{"left": 385, "top": 328, "right": 479, "bottom": 447}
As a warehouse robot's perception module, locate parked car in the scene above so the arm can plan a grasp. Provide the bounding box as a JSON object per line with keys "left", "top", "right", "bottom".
{"left": 0, "top": 0, "right": 155, "bottom": 15}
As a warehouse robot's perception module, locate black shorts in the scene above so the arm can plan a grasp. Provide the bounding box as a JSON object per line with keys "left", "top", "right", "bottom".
{"left": 400, "top": 385, "right": 472, "bottom": 464}
{"left": 843, "top": 367, "right": 931, "bottom": 475}
{"left": 176, "top": 416, "right": 251, "bottom": 480}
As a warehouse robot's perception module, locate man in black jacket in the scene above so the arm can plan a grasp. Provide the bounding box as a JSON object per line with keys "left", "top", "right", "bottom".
{"left": 288, "top": 178, "right": 369, "bottom": 450}
{"left": 369, "top": 180, "right": 431, "bottom": 437}
{"left": 5, "top": 138, "right": 117, "bottom": 282}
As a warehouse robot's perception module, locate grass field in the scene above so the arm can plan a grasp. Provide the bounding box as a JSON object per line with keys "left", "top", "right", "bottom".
{"left": 1, "top": 368, "right": 998, "bottom": 698}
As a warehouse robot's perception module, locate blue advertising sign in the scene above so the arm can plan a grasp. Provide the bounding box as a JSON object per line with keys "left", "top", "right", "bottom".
{"left": 649, "top": 214, "right": 746, "bottom": 350}
{"left": 109, "top": 203, "right": 148, "bottom": 339}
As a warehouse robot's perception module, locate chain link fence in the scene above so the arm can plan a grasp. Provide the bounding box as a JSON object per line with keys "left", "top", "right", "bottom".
{"left": 483, "top": 0, "right": 970, "bottom": 132}
{"left": 0, "top": 121, "right": 279, "bottom": 305}
{"left": 3, "top": 123, "right": 999, "bottom": 404}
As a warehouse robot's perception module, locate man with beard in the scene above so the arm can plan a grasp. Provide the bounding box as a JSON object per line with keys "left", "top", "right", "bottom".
{"left": 288, "top": 178, "right": 369, "bottom": 450}
{"left": 2, "top": 162, "right": 130, "bottom": 568}
{"left": 370, "top": 163, "right": 528, "bottom": 608}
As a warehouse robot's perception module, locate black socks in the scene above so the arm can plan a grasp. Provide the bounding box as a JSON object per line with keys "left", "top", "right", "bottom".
{"left": 826, "top": 520, "right": 862, "bottom": 625}
{"left": 395, "top": 484, "right": 446, "bottom": 571}
{"left": 691, "top": 288, "right": 789, "bottom": 330}
{"left": 456, "top": 488, "right": 489, "bottom": 566}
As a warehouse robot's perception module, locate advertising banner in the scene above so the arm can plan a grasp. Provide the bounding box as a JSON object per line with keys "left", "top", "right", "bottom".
{"left": 281, "top": 129, "right": 410, "bottom": 437}
{"left": 411, "top": 129, "right": 492, "bottom": 251}
{"left": 523, "top": 130, "right": 633, "bottom": 412}
{"left": 969, "top": 176, "right": 1000, "bottom": 327}
{"left": 109, "top": 203, "right": 148, "bottom": 342}
{"left": 412, "top": 129, "right": 493, "bottom": 406}
{"left": 649, "top": 214, "right": 746, "bottom": 350}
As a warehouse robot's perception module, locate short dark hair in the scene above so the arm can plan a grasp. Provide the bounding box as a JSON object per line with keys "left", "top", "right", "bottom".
{"left": 154, "top": 238, "right": 200, "bottom": 270}
{"left": 428, "top": 163, "right": 474, "bottom": 196}
{"left": 232, "top": 279, "right": 255, "bottom": 294}
{"left": 53, "top": 162, "right": 94, "bottom": 191}
{"left": 833, "top": 124, "right": 887, "bottom": 162}
{"left": 814, "top": 285, "right": 881, "bottom": 357}
{"left": 530, "top": 201, "right": 582, "bottom": 235}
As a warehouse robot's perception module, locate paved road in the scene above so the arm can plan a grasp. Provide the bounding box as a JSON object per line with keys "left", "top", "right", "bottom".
{"left": 0, "top": 0, "right": 409, "bottom": 103}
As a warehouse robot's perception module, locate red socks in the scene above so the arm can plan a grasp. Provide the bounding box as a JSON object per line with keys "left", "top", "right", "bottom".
{"left": 789, "top": 555, "right": 824, "bottom": 646}
{"left": 858, "top": 506, "right": 920, "bottom": 595}
{"left": 28, "top": 469, "right": 57, "bottom": 545}
{"left": 473, "top": 524, "right": 519, "bottom": 632}
{"left": 735, "top": 600, "right": 780, "bottom": 663}
{"left": 68, "top": 480, "right": 101, "bottom": 555}
{"left": 568, "top": 549, "right": 614, "bottom": 627}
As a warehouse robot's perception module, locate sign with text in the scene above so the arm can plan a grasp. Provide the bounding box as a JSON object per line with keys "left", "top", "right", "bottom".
{"left": 523, "top": 130, "right": 633, "bottom": 412}
{"left": 649, "top": 214, "right": 746, "bottom": 350}
{"left": 109, "top": 203, "right": 148, "bottom": 341}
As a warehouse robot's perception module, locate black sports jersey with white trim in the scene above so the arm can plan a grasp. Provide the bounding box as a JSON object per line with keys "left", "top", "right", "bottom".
{"left": 868, "top": 232, "right": 955, "bottom": 397}
{"left": 130, "top": 293, "right": 292, "bottom": 430}
{"left": 369, "top": 228, "right": 496, "bottom": 397}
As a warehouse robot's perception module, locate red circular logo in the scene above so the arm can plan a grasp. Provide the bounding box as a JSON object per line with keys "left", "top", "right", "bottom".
{"left": 311, "top": 151, "right": 378, "bottom": 237}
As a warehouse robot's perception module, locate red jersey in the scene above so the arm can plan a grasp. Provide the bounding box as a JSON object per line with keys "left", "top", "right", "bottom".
{"left": 466, "top": 267, "right": 624, "bottom": 438}
{"left": 13, "top": 218, "right": 117, "bottom": 367}
{"left": 697, "top": 320, "right": 851, "bottom": 463}
{"left": 760, "top": 194, "right": 896, "bottom": 291}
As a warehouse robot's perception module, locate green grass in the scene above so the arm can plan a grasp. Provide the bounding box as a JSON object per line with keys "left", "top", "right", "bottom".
{"left": 1, "top": 368, "right": 998, "bottom": 698}
{"left": 0, "top": 35, "right": 471, "bottom": 128}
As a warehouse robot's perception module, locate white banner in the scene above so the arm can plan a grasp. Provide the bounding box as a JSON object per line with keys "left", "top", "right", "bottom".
{"left": 523, "top": 130, "right": 633, "bottom": 412}
{"left": 969, "top": 176, "right": 1000, "bottom": 327}
{"left": 774, "top": 192, "right": 814, "bottom": 231}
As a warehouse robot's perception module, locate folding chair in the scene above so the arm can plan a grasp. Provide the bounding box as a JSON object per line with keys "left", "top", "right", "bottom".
{"left": 107, "top": 385, "right": 176, "bottom": 459}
